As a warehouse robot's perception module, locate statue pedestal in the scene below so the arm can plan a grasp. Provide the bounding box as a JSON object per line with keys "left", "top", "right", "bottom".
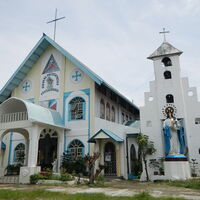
{"left": 164, "top": 155, "right": 191, "bottom": 180}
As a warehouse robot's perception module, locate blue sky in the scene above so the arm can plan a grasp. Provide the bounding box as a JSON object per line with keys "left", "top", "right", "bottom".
{"left": 1, "top": 0, "right": 200, "bottom": 106}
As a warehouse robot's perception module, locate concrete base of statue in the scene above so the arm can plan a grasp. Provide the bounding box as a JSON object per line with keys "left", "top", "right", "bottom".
{"left": 164, "top": 155, "right": 191, "bottom": 180}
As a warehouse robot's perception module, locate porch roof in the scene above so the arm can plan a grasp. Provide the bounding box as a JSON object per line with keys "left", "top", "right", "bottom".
{"left": 88, "top": 129, "right": 124, "bottom": 143}
{"left": 0, "top": 97, "right": 66, "bottom": 129}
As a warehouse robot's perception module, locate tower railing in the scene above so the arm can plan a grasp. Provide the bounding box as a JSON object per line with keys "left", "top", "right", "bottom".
{"left": 0, "top": 112, "right": 28, "bottom": 123}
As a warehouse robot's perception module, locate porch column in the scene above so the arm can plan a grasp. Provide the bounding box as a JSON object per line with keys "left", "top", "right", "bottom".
{"left": 0, "top": 130, "right": 5, "bottom": 176}
{"left": 19, "top": 125, "right": 41, "bottom": 184}
{"left": 116, "top": 143, "right": 121, "bottom": 177}
{"left": 94, "top": 140, "right": 100, "bottom": 171}
{"left": 27, "top": 125, "right": 39, "bottom": 167}
{"left": 57, "top": 129, "right": 64, "bottom": 172}
{"left": 24, "top": 138, "right": 29, "bottom": 166}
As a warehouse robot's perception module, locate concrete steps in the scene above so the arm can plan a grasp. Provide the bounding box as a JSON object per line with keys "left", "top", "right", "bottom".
{"left": 0, "top": 176, "right": 19, "bottom": 184}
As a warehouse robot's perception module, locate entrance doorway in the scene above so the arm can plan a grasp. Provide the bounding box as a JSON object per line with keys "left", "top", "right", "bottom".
{"left": 104, "top": 142, "right": 116, "bottom": 176}
{"left": 130, "top": 144, "right": 137, "bottom": 175}
{"left": 38, "top": 129, "right": 58, "bottom": 171}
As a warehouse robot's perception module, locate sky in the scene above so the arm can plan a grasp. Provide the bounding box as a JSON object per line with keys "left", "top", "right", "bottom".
{"left": 1, "top": 0, "right": 200, "bottom": 107}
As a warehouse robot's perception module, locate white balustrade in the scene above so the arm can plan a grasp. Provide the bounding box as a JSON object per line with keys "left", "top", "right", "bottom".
{"left": 0, "top": 112, "right": 28, "bottom": 123}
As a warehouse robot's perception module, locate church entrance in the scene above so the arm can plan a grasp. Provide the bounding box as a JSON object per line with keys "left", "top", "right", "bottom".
{"left": 37, "top": 129, "right": 58, "bottom": 171}
{"left": 130, "top": 144, "right": 137, "bottom": 175}
{"left": 104, "top": 142, "right": 116, "bottom": 176}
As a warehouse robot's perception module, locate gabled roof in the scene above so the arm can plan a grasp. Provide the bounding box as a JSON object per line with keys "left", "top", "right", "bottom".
{"left": 0, "top": 34, "right": 138, "bottom": 110}
{"left": 147, "top": 42, "right": 183, "bottom": 59}
{"left": 88, "top": 129, "right": 124, "bottom": 143}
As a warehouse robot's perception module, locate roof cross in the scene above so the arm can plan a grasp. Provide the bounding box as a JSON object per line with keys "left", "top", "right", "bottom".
{"left": 47, "top": 8, "right": 65, "bottom": 41}
{"left": 159, "top": 28, "right": 170, "bottom": 42}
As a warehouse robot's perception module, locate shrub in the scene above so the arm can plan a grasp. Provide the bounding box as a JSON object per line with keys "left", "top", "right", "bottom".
{"left": 61, "top": 153, "right": 87, "bottom": 175}
{"left": 60, "top": 173, "right": 73, "bottom": 181}
{"left": 30, "top": 174, "right": 44, "bottom": 184}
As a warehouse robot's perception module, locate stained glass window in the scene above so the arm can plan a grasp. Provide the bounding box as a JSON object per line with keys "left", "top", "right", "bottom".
{"left": 106, "top": 103, "right": 110, "bottom": 121}
{"left": 68, "top": 139, "right": 84, "bottom": 159}
{"left": 100, "top": 99, "right": 105, "bottom": 119}
{"left": 13, "top": 143, "right": 25, "bottom": 165}
{"left": 69, "top": 97, "right": 85, "bottom": 120}
{"left": 111, "top": 106, "right": 115, "bottom": 122}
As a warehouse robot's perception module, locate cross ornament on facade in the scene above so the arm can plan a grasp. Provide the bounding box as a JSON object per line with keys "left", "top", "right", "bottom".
{"left": 47, "top": 8, "right": 65, "bottom": 41}
{"left": 159, "top": 28, "right": 170, "bottom": 42}
{"left": 72, "top": 71, "right": 82, "bottom": 82}
{"left": 23, "top": 81, "right": 30, "bottom": 92}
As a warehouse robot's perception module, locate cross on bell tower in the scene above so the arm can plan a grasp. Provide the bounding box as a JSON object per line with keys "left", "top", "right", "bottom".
{"left": 159, "top": 28, "right": 170, "bottom": 42}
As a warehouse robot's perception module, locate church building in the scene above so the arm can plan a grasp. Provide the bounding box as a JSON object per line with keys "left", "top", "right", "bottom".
{"left": 0, "top": 34, "right": 140, "bottom": 183}
{"left": 1, "top": 32, "right": 199, "bottom": 184}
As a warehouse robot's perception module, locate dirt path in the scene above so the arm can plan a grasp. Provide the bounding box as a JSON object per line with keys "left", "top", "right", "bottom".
{"left": 0, "top": 180, "right": 200, "bottom": 200}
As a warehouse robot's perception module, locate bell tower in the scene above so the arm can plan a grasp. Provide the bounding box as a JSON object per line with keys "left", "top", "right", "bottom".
{"left": 139, "top": 31, "right": 198, "bottom": 181}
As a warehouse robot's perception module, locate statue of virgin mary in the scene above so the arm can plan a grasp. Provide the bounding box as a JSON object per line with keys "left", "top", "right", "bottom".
{"left": 163, "top": 107, "right": 185, "bottom": 156}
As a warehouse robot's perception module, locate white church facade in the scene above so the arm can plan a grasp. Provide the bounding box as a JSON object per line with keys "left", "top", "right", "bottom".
{"left": 0, "top": 34, "right": 140, "bottom": 183}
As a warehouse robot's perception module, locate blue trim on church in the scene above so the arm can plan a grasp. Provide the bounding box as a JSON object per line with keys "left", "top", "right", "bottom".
{"left": 81, "top": 88, "right": 91, "bottom": 154}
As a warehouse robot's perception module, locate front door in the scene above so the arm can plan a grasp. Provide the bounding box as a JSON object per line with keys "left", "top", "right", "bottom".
{"left": 38, "top": 129, "right": 58, "bottom": 171}
{"left": 104, "top": 142, "right": 116, "bottom": 176}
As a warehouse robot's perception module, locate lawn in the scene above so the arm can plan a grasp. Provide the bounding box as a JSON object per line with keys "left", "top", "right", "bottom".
{"left": 163, "top": 179, "right": 200, "bottom": 190}
{"left": 0, "top": 189, "right": 185, "bottom": 200}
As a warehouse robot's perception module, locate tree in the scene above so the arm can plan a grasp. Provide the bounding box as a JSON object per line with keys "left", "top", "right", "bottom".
{"left": 136, "top": 134, "right": 156, "bottom": 181}
{"left": 84, "top": 152, "right": 105, "bottom": 184}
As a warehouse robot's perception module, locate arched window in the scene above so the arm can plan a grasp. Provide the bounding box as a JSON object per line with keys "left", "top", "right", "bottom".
{"left": 166, "top": 94, "right": 174, "bottom": 103}
{"left": 164, "top": 71, "right": 172, "bottom": 79}
{"left": 162, "top": 57, "right": 172, "bottom": 67}
{"left": 106, "top": 103, "right": 110, "bottom": 121}
{"left": 69, "top": 97, "right": 85, "bottom": 120}
{"left": 68, "top": 139, "right": 84, "bottom": 159}
{"left": 121, "top": 113, "right": 125, "bottom": 124}
{"left": 111, "top": 106, "right": 115, "bottom": 122}
{"left": 100, "top": 99, "right": 105, "bottom": 119}
{"left": 13, "top": 143, "right": 25, "bottom": 165}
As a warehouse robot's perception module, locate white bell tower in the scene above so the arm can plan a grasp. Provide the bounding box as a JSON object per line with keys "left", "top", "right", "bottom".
{"left": 140, "top": 31, "right": 200, "bottom": 180}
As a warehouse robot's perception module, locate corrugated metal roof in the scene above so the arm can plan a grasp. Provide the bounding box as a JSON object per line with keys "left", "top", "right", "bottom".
{"left": 0, "top": 34, "right": 139, "bottom": 111}
{"left": 88, "top": 129, "right": 124, "bottom": 143}
{"left": 0, "top": 97, "right": 65, "bottom": 128}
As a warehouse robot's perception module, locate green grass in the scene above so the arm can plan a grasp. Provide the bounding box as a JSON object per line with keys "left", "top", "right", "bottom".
{"left": 163, "top": 179, "right": 200, "bottom": 189}
{"left": 0, "top": 189, "right": 185, "bottom": 200}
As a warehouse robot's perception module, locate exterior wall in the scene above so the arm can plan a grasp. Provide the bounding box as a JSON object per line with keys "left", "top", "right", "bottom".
{"left": 95, "top": 89, "right": 135, "bottom": 124}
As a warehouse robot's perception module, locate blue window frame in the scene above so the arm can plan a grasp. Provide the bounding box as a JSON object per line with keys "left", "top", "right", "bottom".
{"left": 68, "top": 97, "right": 86, "bottom": 121}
